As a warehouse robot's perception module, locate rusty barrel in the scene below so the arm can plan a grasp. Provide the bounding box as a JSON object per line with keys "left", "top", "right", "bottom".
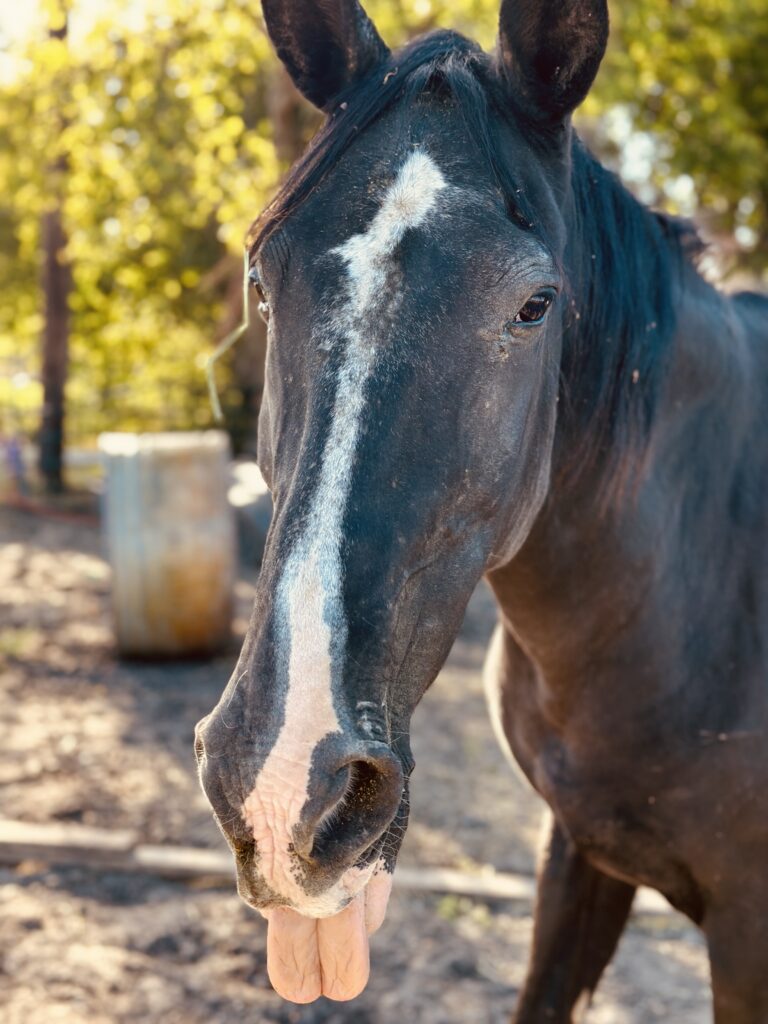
{"left": 98, "top": 431, "right": 235, "bottom": 657}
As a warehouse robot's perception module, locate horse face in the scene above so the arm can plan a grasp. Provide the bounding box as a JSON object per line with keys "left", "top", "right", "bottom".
{"left": 196, "top": 0, "right": 607, "bottom": 1003}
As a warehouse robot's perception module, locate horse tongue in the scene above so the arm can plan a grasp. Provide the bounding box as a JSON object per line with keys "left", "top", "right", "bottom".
{"left": 266, "top": 907, "right": 322, "bottom": 1003}
{"left": 265, "top": 895, "right": 370, "bottom": 1003}
{"left": 317, "top": 894, "right": 370, "bottom": 1000}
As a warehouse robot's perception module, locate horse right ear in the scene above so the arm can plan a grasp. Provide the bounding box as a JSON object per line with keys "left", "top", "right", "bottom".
{"left": 261, "top": 0, "right": 389, "bottom": 113}
{"left": 497, "top": 0, "right": 609, "bottom": 125}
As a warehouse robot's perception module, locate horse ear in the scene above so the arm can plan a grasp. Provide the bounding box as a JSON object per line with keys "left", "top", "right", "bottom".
{"left": 497, "top": 0, "right": 609, "bottom": 125}
{"left": 261, "top": 0, "right": 389, "bottom": 112}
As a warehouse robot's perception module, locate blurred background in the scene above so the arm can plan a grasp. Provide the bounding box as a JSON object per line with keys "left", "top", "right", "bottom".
{"left": 0, "top": 1, "right": 764, "bottom": 1021}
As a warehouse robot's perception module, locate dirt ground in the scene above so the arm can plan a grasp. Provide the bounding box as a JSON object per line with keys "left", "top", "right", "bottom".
{"left": 0, "top": 505, "right": 711, "bottom": 1023}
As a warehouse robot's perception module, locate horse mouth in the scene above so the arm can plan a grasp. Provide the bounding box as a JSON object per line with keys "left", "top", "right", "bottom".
{"left": 233, "top": 831, "right": 386, "bottom": 916}
{"left": 258, "top": 866, "right": 394, "bottom": 1004}
{"left": 232, "top": 830, "right": 395, "bottom": 1003}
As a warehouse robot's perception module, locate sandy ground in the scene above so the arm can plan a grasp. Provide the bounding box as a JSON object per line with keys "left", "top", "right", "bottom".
{"left": 0, "top": 506, "right": 711, "bottom": 1023}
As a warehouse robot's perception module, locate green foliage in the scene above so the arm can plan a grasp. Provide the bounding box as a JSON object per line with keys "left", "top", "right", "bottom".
{"left": 586, "top": 0, "right": 768, "bottom": 270}
{"left": 1, "top": 0, "right": 285, "bottom": 445}
{"left": 0, "top": 0, "right": 764, "bottom": 452}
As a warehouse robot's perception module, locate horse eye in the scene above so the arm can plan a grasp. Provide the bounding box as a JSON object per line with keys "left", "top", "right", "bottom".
{"left": 248, "top": 265, "right": 270, "bottom": 322}
{"left": 510, "top": 288, "right": 556, "bottom": 327}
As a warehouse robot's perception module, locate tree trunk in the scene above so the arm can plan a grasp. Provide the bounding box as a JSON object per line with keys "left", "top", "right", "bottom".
{"left": 39, "top": 204, "right": 70, "bottom": 493}
{"left": 222, "top": 65, "right": 307, "bottom": 456}
{"left": 268, "top": 63, "right": 305, "bottom": 164}
{"left": 38, "top": 13, "right": 70, "bottom": 494}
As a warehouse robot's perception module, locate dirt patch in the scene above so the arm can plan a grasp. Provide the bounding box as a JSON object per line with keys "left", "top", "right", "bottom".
{"left": 0, "top": 507, "right": 710, "bottom": 1022}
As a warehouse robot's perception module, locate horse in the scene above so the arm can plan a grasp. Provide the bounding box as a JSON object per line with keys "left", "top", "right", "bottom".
{"left": 194, "top": 0, "right": 768, "bottom": 1018}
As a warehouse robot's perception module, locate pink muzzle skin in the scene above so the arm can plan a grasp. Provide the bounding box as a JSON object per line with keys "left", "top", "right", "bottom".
{"left": 262, "top": 870, "right": 393, "bottom": 1003}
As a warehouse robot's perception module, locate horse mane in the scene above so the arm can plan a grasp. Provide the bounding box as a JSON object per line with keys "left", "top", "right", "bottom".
{"left": 561, "top": 142, "right": 704, "bottom": 497}
{"left": 249, "top": 29, "right": 703, "bottom": 499}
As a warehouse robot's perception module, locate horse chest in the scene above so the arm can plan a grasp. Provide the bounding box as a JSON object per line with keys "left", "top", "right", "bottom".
{"left": 528, "top": 735, "right": 702, "bottom": 907}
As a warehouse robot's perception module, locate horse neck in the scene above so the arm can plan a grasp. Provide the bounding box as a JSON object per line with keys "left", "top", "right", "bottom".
{"left": 486, "top": 213, "right": 756, "bottom": 706}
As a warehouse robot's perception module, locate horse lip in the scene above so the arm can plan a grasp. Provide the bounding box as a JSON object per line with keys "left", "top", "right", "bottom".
{"left": 234, "top": 859, "right": 280, "bottom": 911}
{"left": 234, "top": 824, "right": 390, "bottom": 916}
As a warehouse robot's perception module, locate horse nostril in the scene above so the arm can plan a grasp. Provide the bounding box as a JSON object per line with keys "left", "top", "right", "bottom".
{"left": 342, "top": 759, "right": 393, "bottom": 817}
{"left": 299, "top": 747, "right": 404, "bottom": 867}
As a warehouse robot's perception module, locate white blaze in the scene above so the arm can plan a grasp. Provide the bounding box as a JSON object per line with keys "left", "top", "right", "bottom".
{"left": 242, "top": 150, "right": 447, "bottom": 913}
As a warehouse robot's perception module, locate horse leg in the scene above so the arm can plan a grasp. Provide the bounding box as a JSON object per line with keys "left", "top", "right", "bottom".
{"left": 513, "top": 814, "right": 635, "bottom": 1024}
{"left": 706, "top": 898, "right": 768, "bottom": 1023}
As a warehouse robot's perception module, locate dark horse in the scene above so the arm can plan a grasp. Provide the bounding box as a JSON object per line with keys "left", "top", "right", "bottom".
{"left": 195, "top": 0, "right": 768, "bottom": 1017}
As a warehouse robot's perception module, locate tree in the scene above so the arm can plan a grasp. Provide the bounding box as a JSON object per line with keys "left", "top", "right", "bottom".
{"left": 585, "top": 0, "right": 768, "bottom": 275}
{"left": 38, "top": 6, "right": 70, "bottom": 493}
{"left": 1, "top": 0, "right": 287, "bottom": 455}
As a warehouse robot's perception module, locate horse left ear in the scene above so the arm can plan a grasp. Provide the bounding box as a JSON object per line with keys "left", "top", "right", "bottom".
{"left": 497, "top": 0, "right": 609, "bottom": 125}
{"left": 261, "top": 0, "right": 389, "bottom": 112}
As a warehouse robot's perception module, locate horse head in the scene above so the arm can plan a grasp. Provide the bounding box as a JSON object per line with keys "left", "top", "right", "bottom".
{"left": 195, "top": 0, "right": 608, "bottom": 1002}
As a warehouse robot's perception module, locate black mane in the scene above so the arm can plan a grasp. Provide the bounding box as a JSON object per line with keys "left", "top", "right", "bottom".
{"left": 561, "top": 141, "right": 703, "bottom": 496}
{"left": 250, "top": 29, "right": 703, "bottom": 498}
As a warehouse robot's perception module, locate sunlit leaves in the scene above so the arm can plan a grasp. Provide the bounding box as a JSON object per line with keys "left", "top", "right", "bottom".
{"left": 1, "top": 0, "right": 282, "bottom": 443}
{"left": 589, "top": 0, "right": 768, "bottom": 271}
